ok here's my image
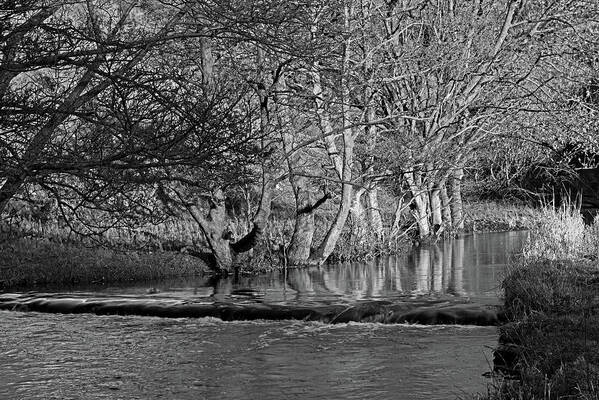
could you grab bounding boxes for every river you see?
[0,230,528,400]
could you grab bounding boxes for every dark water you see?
[0,231,527,400]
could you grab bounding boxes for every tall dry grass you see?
[464,201,540,233]
[522,200,599,261]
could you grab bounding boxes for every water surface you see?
[0,230,528,400]
[46,230,527,305]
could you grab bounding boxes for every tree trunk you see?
[404,172,431,239]
[449,168,465,231]
[276,73,319,266]
[366,188,384,240]
[430,185,443,232]
[390,194,406,239]
[412,190,431,238]
[440,182,453,227]
[308,135,355,265]
[350,187,367,245]
[308,51,356,265]
[287,177,316,266]
[187,181,274,274]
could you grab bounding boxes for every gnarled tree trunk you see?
[287,179,316,266]
[187,181,274,274]
[286,179,331,266]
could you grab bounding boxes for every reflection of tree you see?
[207,231,528,301]
[415,249,431,294]
[443,241,453,293]
[431,244,443,293]
[286,270,316,295]
[450,239,465,295]
[371,260,385,299]
[211,279,232,299]
[321,266,347,297]
[389,256,403,292]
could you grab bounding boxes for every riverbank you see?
[0,201,538,291]
[482,204,599,399]
[487,259,599,399]
[0,238,208,290]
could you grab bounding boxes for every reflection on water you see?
[0,231,528,400]
[68,230,527,305]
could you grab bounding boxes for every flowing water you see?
[0,231,528,400]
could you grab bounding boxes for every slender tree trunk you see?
[430,185,443,230]
[366,188,384,240]
[404,171,431,239]
[308,135,355,265]
[390,194,405,239]
[450,168,465,230]
[308,37,356,265]
[350,187,367,245]
[413,191,431,238]
[360,1,383,242]
[275,72,318,266]
[440,181,453,226]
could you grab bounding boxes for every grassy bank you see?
[481,205,599,400]
[0,238,208,290]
